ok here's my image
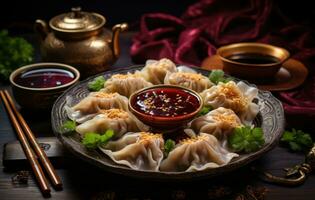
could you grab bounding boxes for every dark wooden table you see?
[0,33,314,200]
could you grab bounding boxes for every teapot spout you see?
[111,23,128,59]
[34,19,49,41]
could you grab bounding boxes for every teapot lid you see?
[49,7,106,33]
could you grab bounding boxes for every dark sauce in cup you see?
[132,88,200,117]
[14,68,75,88]
[227,53,280,64]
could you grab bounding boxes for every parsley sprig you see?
[164,139,175,156]
[82,129,114,149]
[88,76,106,91]
[0,30,34,80]
[228,126,265,153]
[281,129,313,152]
[209,70,232,84]
[197,106,213,117]
[60,120,76,135]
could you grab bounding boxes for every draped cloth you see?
[130,0,315,128]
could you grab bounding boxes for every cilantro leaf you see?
[60,120,76,135]
[197,106,213,117]
[82,129,114,149]
[0,30,34,80]
[281,129,313,152]
[228,126,265,153]
[88,76,106,91]
[209,70,232,84]
[164,139,175,156]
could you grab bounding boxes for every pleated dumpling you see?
[100,132,164,171]
[160,133,238,172]
[188,107,242,141]
[200,81,259,124]
[66,92,128,123]
[102,73,152,97]
[140,58,177,84]
[75,109,149,138]
[164,69,213,92]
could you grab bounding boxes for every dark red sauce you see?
[14,68,75,88]
[132,88,200,117]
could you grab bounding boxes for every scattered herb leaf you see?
[60,120,76,135]
[281,129,313,152]
[197,105,213,117]
[228,126,265,153]
[209,70,232,84]
[88,76,106,91]
[0,30,34,80]
[82,129,114,149]
[164,139,175,156]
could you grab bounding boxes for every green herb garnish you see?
[60,120,76,135]
[281,129,313,152]
[209,70,232,84]
[82,129,114,149]
[88,76,106,91]
[164,139,175,156]
[0,30,34,80]
[228,126,265,153]
[197,105,213,117]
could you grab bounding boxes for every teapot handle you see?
[111,23,128,59]
[34,19,49,41]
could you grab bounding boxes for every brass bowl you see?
[128,85,203,130]
[10,62,80,111]
[217,42,290,79]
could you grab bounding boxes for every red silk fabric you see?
[131,0,315,128]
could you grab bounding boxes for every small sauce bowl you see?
[10,62,80,110]
[129,85,203,130]
[217,42,290,79]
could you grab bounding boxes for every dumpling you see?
[65,92,128,123]
[188,107,242,141]
[75,109,149,138]
[140,58,177,84]
[160,133,238,172]
[164,70,213,93]
[100,132,164,171]
[200,81,259,124]
[101,73,152,97]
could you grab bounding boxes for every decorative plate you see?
[51,65,285,180]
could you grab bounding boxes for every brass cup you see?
[217,42,290,79]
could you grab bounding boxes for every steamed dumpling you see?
[164,70,213,93]
[200,81,259,124]
[101,73,152,97]
[100,132,164,171]
[75,109,149,138]
[66,92,128,123]
[140,58,177,84]
[160,133,238,172]
[188,107,242,141]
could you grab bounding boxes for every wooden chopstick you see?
[3,90,63,190]
[0,91,50,196]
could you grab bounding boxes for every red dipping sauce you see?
[14,68,75,88]
[132,88,200,117]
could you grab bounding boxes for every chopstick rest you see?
[3,90,63,190]
[0,91,51,196]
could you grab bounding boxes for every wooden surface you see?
[0,33,314,200]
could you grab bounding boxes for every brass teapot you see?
[35,7,128,77]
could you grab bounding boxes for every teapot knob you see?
[71,7,82,18]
